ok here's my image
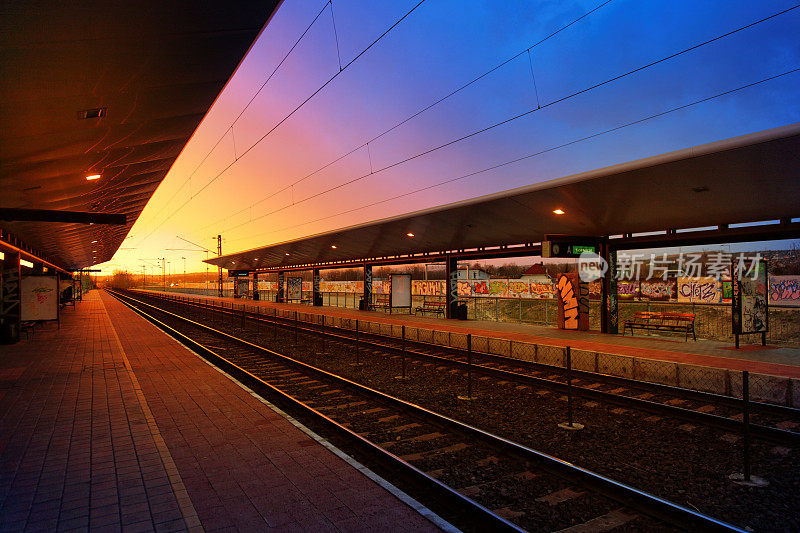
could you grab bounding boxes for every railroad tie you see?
[388,423,422,433]
[491,507,525,521]
[555,509,638,532]
[536,487,586,505]
[399,443,468,463]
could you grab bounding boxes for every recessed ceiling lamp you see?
[331,245,337,249]
[91,240,98,243]
[285,252,290,256]
[406,232,415,237]
[553,208,565,215]
[85,173,101,181]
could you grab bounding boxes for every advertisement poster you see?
[287,277,303,300]
[738,261,768,334]
[390,274,412,308]
[21,276,58,321]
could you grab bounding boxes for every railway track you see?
[111,289,743,532]
[130,290,800,447]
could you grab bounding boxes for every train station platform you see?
[137,290,800,377]
[134,290,800,408]
[0,290,443,532]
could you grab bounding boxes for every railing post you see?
[467,333,473,398]
[321,315,326,354]
[396,325,407,380]
[294,311,298,346]
[458,334,474,401]
[241,304,245,330]
[559,346,583,430]
[355,319,360,365]
[743,370,751,481]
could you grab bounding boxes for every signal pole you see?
[217,235,223,297]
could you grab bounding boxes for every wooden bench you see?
[623,311,696,341]
[20,321,37,340]
[372,294,390,312]
[415,298,446,317]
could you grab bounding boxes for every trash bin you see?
[458,303,468,320]
[0,319,19,345]
[358,298,365,311]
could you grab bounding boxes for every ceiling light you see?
[285,252,290,256]
[331,245,337,249]
[91,240,98,243]
[406,232,415,237]
[85,174,101,181]
[553,209,565,215]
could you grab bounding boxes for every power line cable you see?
[219,5,799,234]
[198,0,615,232]
[227,67,799,245]
[135,0,426,247]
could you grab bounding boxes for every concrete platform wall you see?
[319,314,800,408]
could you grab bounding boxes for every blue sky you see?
[104,0,800,273]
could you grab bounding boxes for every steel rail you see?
[132,291,800,446]
[113,289,744,533]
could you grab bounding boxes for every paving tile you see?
[0,292,440,533]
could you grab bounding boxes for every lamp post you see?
[182,257,186,290]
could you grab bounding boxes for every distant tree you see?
[108,270,136,289]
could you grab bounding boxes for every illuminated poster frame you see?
[390,274,412,312]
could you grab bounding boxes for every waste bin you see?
[358,298,366,310]
[458,303,468,320]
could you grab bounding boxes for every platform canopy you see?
[207,123,800,272]
[0,1,280,271]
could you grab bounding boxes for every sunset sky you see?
[99,0,800,276]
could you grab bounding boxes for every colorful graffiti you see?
[677,277,721,303]
[617,281,639,300]
[639,280,676,301]
[770,275,800,306]
[556,273,588,330]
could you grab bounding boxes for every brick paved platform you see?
[0,291,443,532]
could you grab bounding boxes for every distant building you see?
[457,268,489,280]
[520,264,555,283]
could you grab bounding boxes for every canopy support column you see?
[277,271,284,303]
[445,255,457,319]
[362,263,372,310]
[313,268,322,306]
[602,244,618,334]
[1,252,21,344]
[252,272,259,300]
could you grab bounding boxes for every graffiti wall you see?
[770,275,800,306]
[556,273,588,330]
[639,280,676,301]
[617,281,639,300]
[678,277,721,303]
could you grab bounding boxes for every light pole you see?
[182,257,186,290]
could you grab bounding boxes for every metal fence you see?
[139,285,799,346]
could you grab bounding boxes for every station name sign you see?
[541,237,599,258]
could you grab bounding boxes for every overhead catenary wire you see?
[217,4,800,235]
[134,0,427,249]
[197,0,616,233]
[139,1,332,230]
[226,66,800,245]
